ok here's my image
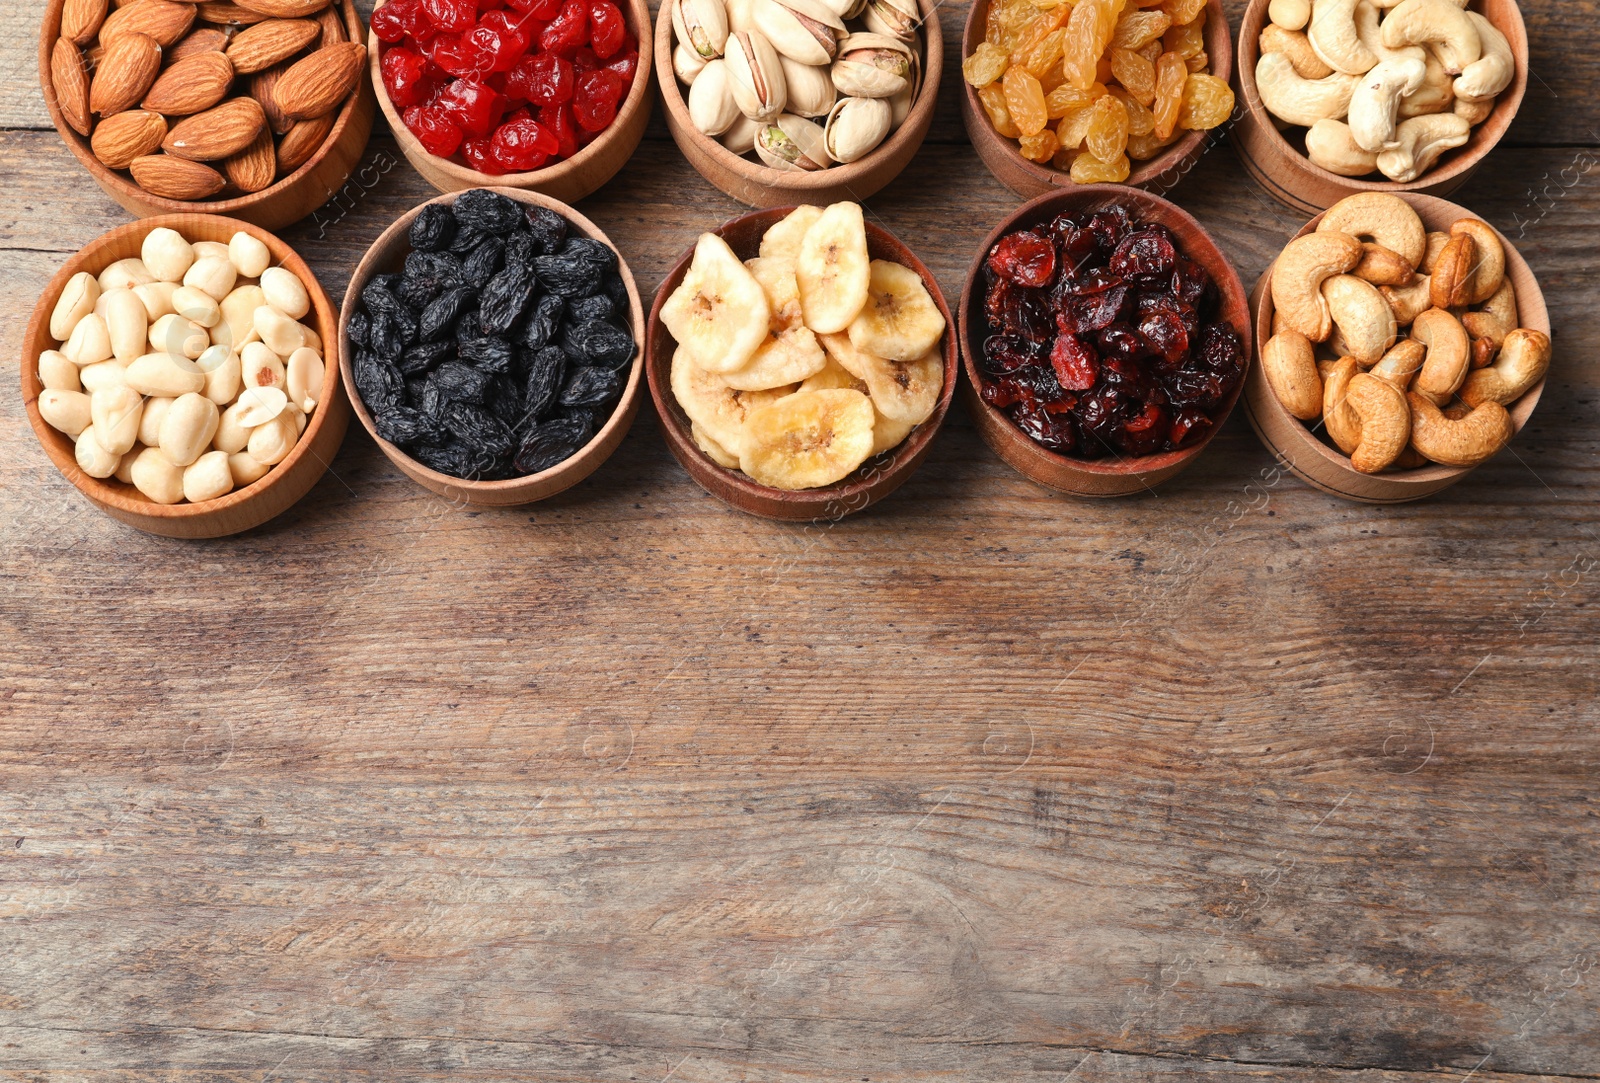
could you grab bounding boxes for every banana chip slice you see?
[819,332,943,424]
[795,202,871,334]
[871,408,918,456]
[799,354,868,393]
[691,421,741,468]
[662,233,771,373]
[759,205,824,260]
[738,388,876,490]
[671,346,795,458]
[847,259,946,362]
[722,256,827,391]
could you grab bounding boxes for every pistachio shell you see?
[823,95,892,162]
[756,113,830,169]
[863,0,918,42]
[673,0,729,59]
[688,58,741,135]
[674,42,709,84]
[725,30,788,122]
[780,54,837,116]
[750,0,844,66]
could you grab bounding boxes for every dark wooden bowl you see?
[21,214,350,538]
[372,0,654,203]
[339,187,645,507]
[1231,0,1528,216]
[1241,192,1549,504]
[37,0,376,232]
[646,207,958,520]
[958,183,1252,497]
[959,0,1232,199]
[653,0,943,208]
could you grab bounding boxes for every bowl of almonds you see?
[39,0,376,231]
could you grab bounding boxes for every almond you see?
[233,0,331,16]
[251,66,294,133]
[223,127,277,192]
[141,50,235,115]
[130,154,227,199]
[225,17,319,74]
[275,112,332,174]
[315,3,345,46]
[167,26,229,60]
[89,32,162,117]
[62,0,110,45]
[90,108,168,168]
[197,2,266,25]
[51,36,94,136]
[273,41,364,122]
[162,97,268,160]
[100,0,197,47]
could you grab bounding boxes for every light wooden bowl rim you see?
[337,186,646,497]
[369,0,655,192]
[959,0,1232,195]
[1247,191,1549,493]
[651,0,944,197]
[20,213,345,523]
[37,0,371,217]
[645,205,960,518]
[1234,0,1528,194]
[957,183,1253,482]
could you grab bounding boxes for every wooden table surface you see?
[3,2,1597,1080]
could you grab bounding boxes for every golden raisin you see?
[1016,27,1068,79]
[979,82,1023,138]
[1070,151,1131,183]
[1127,127,1178,160]
[988,0,1041,53]
[1019,128,1060,162]
[1110,8,1170,50]
[1056,103,1095,149]
[1010,5,1070,64]
[1052,145,1080,171]
[1185,48,1209,72]
[1108,86,1156,135]
[1163,15,1205,60]
[1109,46,1156,105]
[1152,49,1186,140]
[1061,0,1126,91]
[1137,39,1162,63]
[1085,92,1130,161]
[1178,72,1234,130]
[1160,0,1206,25]
[963,41,1010,87]
[1045,80,1102,118]
[1003,64,1049,136]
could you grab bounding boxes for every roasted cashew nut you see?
[1381,276,1433,324]
[1262,330,1323,420]
[1255,52,1359,127]
[1322,356,1363,454]
[1428,233,1476,308]
[1306,118,1379,175]
[1271,230,1365,342]
[1461,278,1517,346]
[1353,242,1416,285]
[1455,11,1513,101]
[1308,0,1378,75]
[1420,230,1451,272]
[1408,392,1513,466]
[1322,273,1398,364]
[1370,338,1426,387]
[1348,56,1427,151]
[1316,192,1427,268]
[1345,372,1412,473]
[1260,24,1334,80]
[1381,0,1482,75]
[1410,307,1470,405]
[1459,328,1550,407]
[1377,112,1470,182]
[1448,217,1505,304]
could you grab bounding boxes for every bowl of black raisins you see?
[340,187,644,505]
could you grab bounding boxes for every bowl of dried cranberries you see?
[959,184,1252,497]
[370,0,653,203]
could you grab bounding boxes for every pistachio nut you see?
[863,0,918,43]
[756,113,831,170]
[688,58,741,136]
[830,32,912,98]
[889,71,915,126]
[725,0,757,32]
[781,54,837,116]
[719,114,764,154]
[814,0,867,18]
[725,30,788,122]
[673,0,730,60]
[750,0,845,66]
[823,95,892,162]
[674,42,709,84]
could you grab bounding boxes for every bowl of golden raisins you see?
[960,0,1235,198]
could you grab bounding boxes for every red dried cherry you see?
[422,0,477,33]
[572,67,621,131]
[461,136,503,174]
[438,78,504,135]
[540,0,590,57]
[430,33,486,77]
[491,115,558,170]
[405,104,465,158]
[588,0,626,58]
[372,0,415,42]
[507,0,563,16]
[382,47,434,109]
[603,47,637,86]
[539,103,580,157]
[506,53,574,105]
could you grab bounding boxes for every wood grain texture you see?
[3,0,1600,1078]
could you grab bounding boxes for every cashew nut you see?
[1323,273,1397,364]
[1381,277,1432,324]
[1459,328,1549,407]
[1376,112,1470,181]
[1354,0,1425,65]
[1260,24,1334,80]
[1317,192,1427,268]
[1410,307,1470,404]
[1398,52,1454,117]
[1353,242,1415,285]
[1262,330,1323,420]
[1470,335,1498,370]
[1428,233,1475,309]
[1271,231,1365,342]
[1322,356,1363,454]
[1408,392,1512,466]
[1454,95,1494,124]
[1345,372,1412,473]
[1381,0,1481,75]
[1455,11,1512,101]
[1269,0,1312,31]
[1370,338,1426,387]
[1305,118,1379,175]
[1448,217,1505,304]
[1255,52,1359,127]
[1348,56,1427,151]
[1461,277,1516,346]
[1308,0,1379,75]
[1420,230,1451,273]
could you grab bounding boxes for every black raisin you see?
[376,405,450,448]
[406,250,463,285]
[514,416,590,475]
[562,236,618,277]
[480,262,536,336]
[458,335,516,373]
[454,189,525,235]
[440,399,515,456]
[410,204,458,252]
[604,274,629,307]
[346,309,370,347]
[353,352,405,414]
[487,374,527,431]
[462,237,505,289]
[518,293,564,351]
[399,339,454,376]
[420,286,473,342]
[567,294,615,324]
[396,274,440,311]
[362,280,406,319]
[413,439,476,477]
[561,320,635,370]
[523,345,567,420]
[428,361,493,404]
[448,224,486,254]
[524,205,568,254]
[559,365,621,410]
[404,375,429,403]
[533,251,601,298]
[505,231,539,269]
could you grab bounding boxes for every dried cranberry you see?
[1085,207,1131,251]
[588,0,626,58]
[987,230,1057,288]
[1109,228,1177,281]
[1098,324,1150,364]
[981,335,1038,375]
[1054,286,1127,336]
[1012,401,1076,452]
[1137,309,1189,364]
[985,280,1051,341]
[1049,333,1097,391]
[1169,407,1214,448]
[1171,257,1213,312]
[1118,401,1168,456]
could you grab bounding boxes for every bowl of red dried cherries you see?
[959,185,1252,497]
[370,0,653,203]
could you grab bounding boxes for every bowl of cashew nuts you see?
[1242,191,1549,504]
[1231,0,1528,215]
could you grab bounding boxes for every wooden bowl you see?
[1241,192,1548,504]
[959,0,1232,200]
[653,0,943,208]
[372,0,654,203]
[958,184,1252,498]
[646,207,959,520]
[21,214,350,539]
[1231,0,1528,216]
[339,187,645,507]
[38,0,377,233]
